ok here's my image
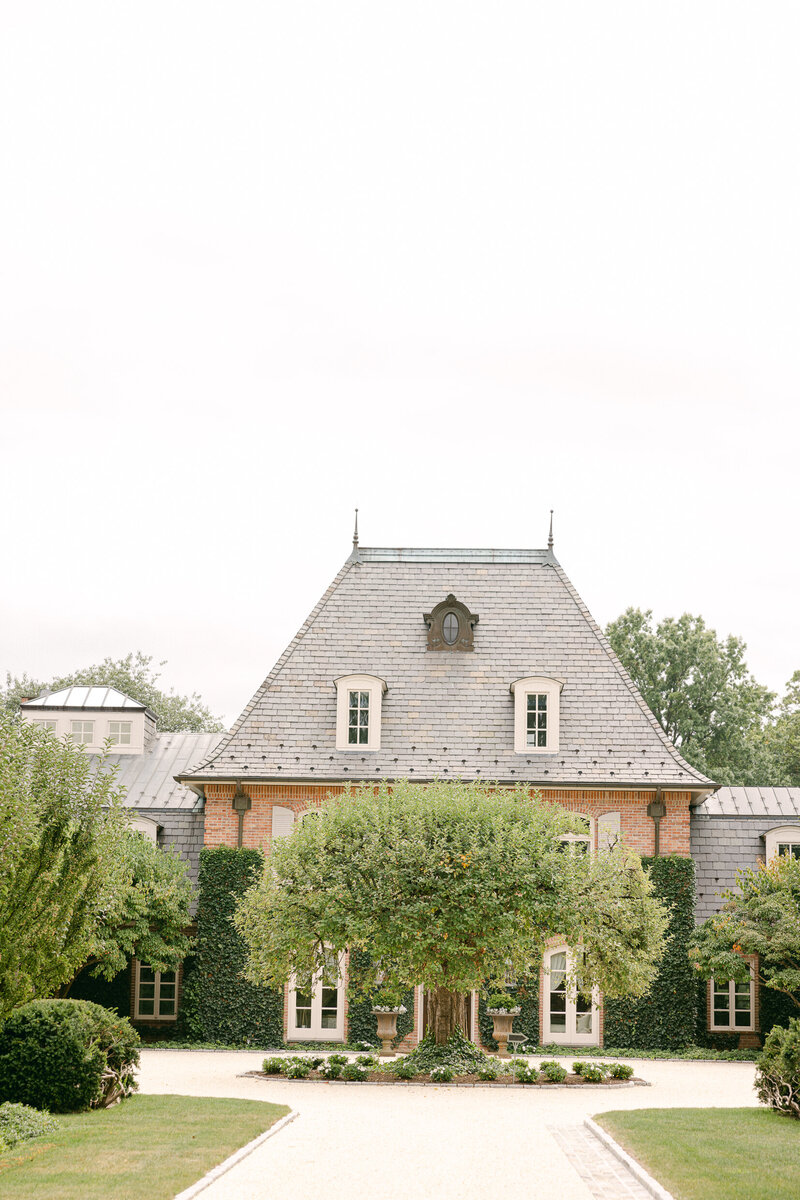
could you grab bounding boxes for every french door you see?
[288,953,345,1041]
[543,946,599,1045]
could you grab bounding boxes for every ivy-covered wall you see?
[345,949,415,1046]
[604,855,696,1050]
[180,847,284,1045]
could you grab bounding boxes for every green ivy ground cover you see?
[0,1095,288,1200]
[596,1109,800,1200]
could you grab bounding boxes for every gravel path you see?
[138,1051,759,1200]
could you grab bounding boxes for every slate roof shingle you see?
[181,548,712,789]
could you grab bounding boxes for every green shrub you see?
[318,1059,342,1079]
[282,1059,311,1079]
[391,1059,417,1080]
[514,1064,539,1084]
[403,1030,488,1075]
[540,1060,567,1083]
[608,1063,634,1080]
[327,1053,349,1066]
[476,1062,499,1081]
[430,1065,454,1082]
[572,1061,586,1075]
[0,999,140,1113]
[352,1040,378,1051]
[486,993,519,1011]
[355,1054,379,1068]
[756,1018,800,1118]
[340,1063,367,1082]
[262,1056,285,1074]
[579,1062,608,1083]
[0,1103,60,1149]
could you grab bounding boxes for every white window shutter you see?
[271,805,295,840]
[597,811,621,853]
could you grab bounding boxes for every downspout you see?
[232,782,252,848]
[647,787,666,857]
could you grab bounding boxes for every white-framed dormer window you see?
[108,720,132,746]
[335,675,387,751]
[764,825,800,865]
[134,961,178,1021]
[70,720,94,744]
[709,960,755,1032]
[510,677,563,754]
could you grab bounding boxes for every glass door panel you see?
[543,947,599,1045]
[288,956,344,1040]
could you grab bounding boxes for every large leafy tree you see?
[0,713,194,1021]
[691,855,800,1010]
[606,608,776,785]
[234,779,669,1043]
[2,651,223,732]
[764,671,800,786]
[66,830,194,991]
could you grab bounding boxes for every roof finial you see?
[547,509,554,551]
[352,507,359,550]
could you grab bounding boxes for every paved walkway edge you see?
[174,1110,299,1200]
[584,1117,675,1200]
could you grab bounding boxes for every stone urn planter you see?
[371,1006,407,1056]
[486,1007,521,1058]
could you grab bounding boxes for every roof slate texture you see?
[182,547,711,789]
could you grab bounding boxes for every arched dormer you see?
[424,595,479,651]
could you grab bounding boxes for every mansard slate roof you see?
[180,547,713,791]
[109,732,223,810]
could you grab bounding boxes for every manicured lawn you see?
[0,1094,289,1200]
[596,1108,800,1200]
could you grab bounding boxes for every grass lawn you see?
[596,1108,800,1200]
[0,1094,289,1200]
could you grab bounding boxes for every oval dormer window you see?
[442,612,459,645]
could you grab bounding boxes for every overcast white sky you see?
[1,3,798,725]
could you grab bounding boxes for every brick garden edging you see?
[243,1071,648,1089]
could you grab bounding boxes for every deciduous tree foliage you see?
[0,713,194,1021]
[606,608,776,785]
[691,855,800,1009]
[2,651,223,732]
[234,780,669,1043]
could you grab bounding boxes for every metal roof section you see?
[21,685,151,713]
[182,547,713,790]
[102,732,223,810]
[696,787,800,818]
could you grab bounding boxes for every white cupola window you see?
[510,677,563,754]
[335,675,387,751]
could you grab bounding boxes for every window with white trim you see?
[764,826,800,864]
[510,677,563,754]
[335,675,387,751]
[710,965,755,1031]
[108,720,132,746]
[35,719,58,732]
[135,962,178,1020]
[559,815,594,855]
[70,720,94,744]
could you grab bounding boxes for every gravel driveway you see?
[138,1050,759,1200]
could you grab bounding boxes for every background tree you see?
[234,779,669,1044]
[2,651,223,732]
[606,608,777,785]
[764,671,800,786]
[691,855,800,1010]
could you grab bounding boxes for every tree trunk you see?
[427,987,467,1045]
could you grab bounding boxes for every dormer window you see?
[109,720,132,746]
[424,595,478,651]
[764,825,800,864]
[510,677,563,754]
[71,720,94,745]
[335,675,387,751]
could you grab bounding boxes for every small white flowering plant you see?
[485,992,522,1015]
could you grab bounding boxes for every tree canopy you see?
[0,712,194,1021]
[606,608,778,785]
[691,855,800,1009]
[234,779,669,1043]
[2,651,223,732]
